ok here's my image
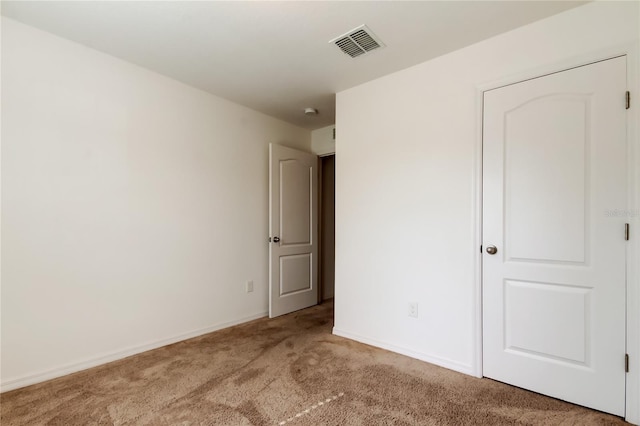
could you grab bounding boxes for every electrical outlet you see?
[408,302,418,318]
[246,280,254,293]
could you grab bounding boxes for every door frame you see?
[472,42,640,423]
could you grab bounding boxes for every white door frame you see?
[472,42,640,423]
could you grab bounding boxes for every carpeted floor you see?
[0,301,627,425]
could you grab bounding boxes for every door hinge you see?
[626,223,630,241]
[626,354,630,373]
[626,91,630,109]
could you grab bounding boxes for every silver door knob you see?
[272,236,280,243]
[485,245,497,255]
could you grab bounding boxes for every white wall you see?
[1,17,310,390]
[311,125,335,156]
[334,1,639,421]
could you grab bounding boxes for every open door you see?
[269,144,318,318]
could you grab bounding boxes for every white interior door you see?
[269,144,318,318]
[482,57,627,416]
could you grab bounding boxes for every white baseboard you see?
[332,327,474,376]
[1,311,268,393]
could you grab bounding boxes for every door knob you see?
[272,236,280,243]
[485,245,498,255]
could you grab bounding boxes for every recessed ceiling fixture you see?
[304,108,318,116]
[329,24,385,58]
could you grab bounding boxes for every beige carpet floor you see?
[0,301,627,425]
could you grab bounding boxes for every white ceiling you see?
[2,1,586,130]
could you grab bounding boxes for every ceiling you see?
[2,1,586,130]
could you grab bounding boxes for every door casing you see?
[472,43,640,423]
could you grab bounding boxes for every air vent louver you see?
[330,25,385,58]
[335,37,366,58]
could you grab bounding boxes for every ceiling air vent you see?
[330,25,385,58]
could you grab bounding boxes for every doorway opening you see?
[319,154,335,302]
